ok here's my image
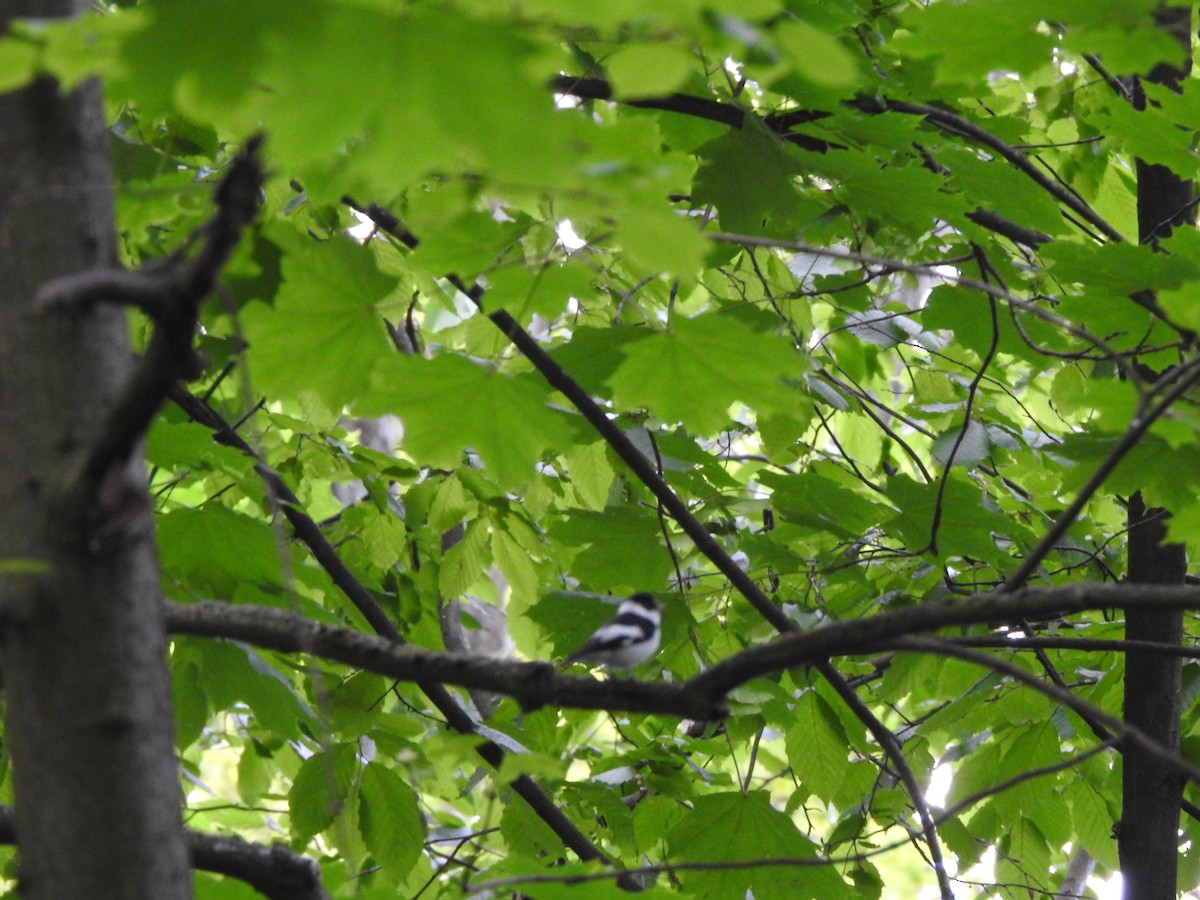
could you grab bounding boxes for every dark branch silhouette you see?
[0,806,327,900]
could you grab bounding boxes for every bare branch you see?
[816,659,955,900]
[164,599,724,720]
[707,231,1132,370]
[944,634,1200,660]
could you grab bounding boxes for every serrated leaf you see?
[493,527,538,603]
[195,641,311,740]
[288,745,358,842]
[667,792,851,899]
[759,469,888,539]
[786,692,848,802]
[564,440,615,510]
[241,231,398,410]
[608,312,804,434]
[358,763,424,877]
[362,355,571,488]
[439,518,490,599]
[548,506,672,593]
[693,124,805,235]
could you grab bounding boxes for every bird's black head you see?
[627,593,659,611]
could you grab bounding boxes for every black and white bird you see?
[562,593,662,671]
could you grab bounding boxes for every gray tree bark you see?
[1120,7,1193,899]
[0,2,190,897]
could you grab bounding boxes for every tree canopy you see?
[4,0,1200,897]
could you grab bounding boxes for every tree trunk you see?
[0,2,190,897]
[1120,8,1193,899]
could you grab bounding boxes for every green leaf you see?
[885,474,1021,563]
[194,641,311,740]
[500,792,563,858]
[606,43,696,95]
[0,558,49,575]
[0,37,38,93]
[547,507,672,594]
[759,469,888,540]
[439,518,490,599]
[157,507,283,596]
[358,763,424,877]
[785,691,848,802]
[608,312,804,434]
[288,745,358,843]
[667,792,851,899]
[931,420,991,469]
[898,2,1054,84]
[803,148,967,234]
[241,231,399,411]
[362,355,572,488]
[693,124,805,235]
[170,662,208,750]
[619,206,706,277]
[493,526,539,603]
[773,20,860,88]
[237,740,274,806]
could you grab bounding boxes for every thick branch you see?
[166,583,1200,719]
[1121,11,1195,893]
[164,599,724,720]
[692,582,1200,697]
[550,75,1065,247]
[186,832,327,900]
[0,806,326,900]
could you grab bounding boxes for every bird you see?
[562,593,662,671]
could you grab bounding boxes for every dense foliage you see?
[5,0,1200,896]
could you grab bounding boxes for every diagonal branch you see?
[37,136,264,514]
[708,231,1132,370]
[858,99,1126,244]
[167,385,612,868]
[1001,357,1200,590]
[549,75,1070,247]
[889,636,1200,787]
